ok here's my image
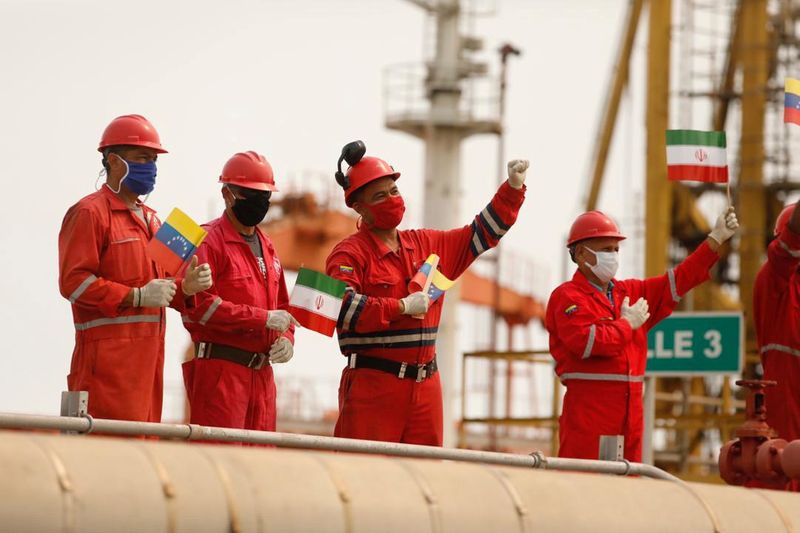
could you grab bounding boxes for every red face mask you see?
[361,195,406,230]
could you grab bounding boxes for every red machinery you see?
[719,380,800,490]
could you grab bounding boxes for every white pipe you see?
[0,412,678,481]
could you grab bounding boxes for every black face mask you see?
[231,190,271,227]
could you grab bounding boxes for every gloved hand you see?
[268,336,294,364]
[137,279,177,307]
[266,310,300,332]
[708,206,739,245]
[507,159,530,189]
[182,256,213,296]
[620,296,650,330]
[400,291,431,315]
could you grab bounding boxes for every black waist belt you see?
[195,342,270,370]
[348,353,438,382]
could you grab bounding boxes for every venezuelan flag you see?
[146,208,207,275]
[785,78,800,125]
[408,254,455,303]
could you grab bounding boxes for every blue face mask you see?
[115,156,157,196]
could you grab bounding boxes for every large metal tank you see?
[1,430,798,532]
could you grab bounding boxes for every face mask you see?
[585,247,619,284]
[361,195,405,230]
[116,156,157,196]
[230,189,271,227]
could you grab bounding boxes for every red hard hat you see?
[775,203,796,236]
[567,210,627,246]
[344,156,400,206]
[97,114,167,153]
[219,151,278,192]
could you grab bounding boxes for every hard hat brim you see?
[566,232,627,247]
[220,178,278,192]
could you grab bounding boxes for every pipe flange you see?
[80,414,95,435]
[529,451,546,468]
[619,458,632,476]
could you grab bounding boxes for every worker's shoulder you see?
[327,231,368,258]
[548,279,585,300]
[63,190,108,219]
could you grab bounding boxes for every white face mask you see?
[584,247,619,284]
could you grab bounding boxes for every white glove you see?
[182,256,213,296]
[268,337,294,364]
[620,296,650,330]
[708,206,739,245]
[266,310,300,332]
[137,279,177,307]
[507,159,529,189]
[400,291,431,315]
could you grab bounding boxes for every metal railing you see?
[0,411,678,482]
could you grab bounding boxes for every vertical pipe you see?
[738,0,768,358]
[505,324,514,436]
[586,0,644,211]
[645,0,672,278]
[551,374,561,456]
[642,376,656,465]
[423,0,463,448]
[645,0,672,468]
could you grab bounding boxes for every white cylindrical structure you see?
[1,430,799,532]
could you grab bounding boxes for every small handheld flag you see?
[408,254,455,303]
[289,268,346,337]
[146,208,207,275]
[666,130,728,184]
[784,78,800,125]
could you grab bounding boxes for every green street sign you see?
[646,312,743,376]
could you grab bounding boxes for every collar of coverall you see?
[359,222,415,257]
[100,184,151,213]
[219,209,267,245]
[572,268,619,295]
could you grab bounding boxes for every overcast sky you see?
[0,0,647,420]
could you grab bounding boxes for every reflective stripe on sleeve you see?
[582,324,596,359]
[760,343,800,357]
[75,314,161,331]
[667,268,680,303]
[478,204,509,240]
[198,297,222,326]
[560,372,644,383]
[342,294,366,331]
[68,274,98,303]
[469,221,489,257]
[779,239,800,258]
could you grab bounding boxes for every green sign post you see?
[646,312,743,376]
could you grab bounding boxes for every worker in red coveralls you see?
[325,140,528,446]
[546,207,739,462]
[754,202,800,491]
[181,151,297,432]
[59,114,212,422]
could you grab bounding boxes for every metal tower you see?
[385,0,500,446]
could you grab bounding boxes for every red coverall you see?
[546,241,719,461]
[326,182,525,445]
[181,213,294,431]
[754,226,800,444]
[58,186,190,422]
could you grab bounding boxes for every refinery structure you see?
[2,0,800,531]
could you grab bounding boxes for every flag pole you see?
[413,255,439,320]
[726,180,732,207]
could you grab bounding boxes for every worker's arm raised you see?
[431,159,528,280]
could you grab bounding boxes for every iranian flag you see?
[289,268,346,337]
[666,129,728,183]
